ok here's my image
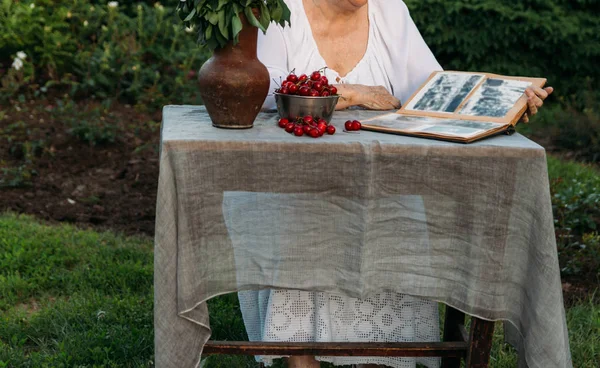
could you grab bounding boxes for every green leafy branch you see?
[177,0,291,51]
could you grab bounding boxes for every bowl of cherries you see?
[274,69,340,123]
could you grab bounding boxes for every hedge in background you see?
[0,0,206,107]
[1,0,599,108]
[405,0,600,107]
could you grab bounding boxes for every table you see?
[154,105,572,368]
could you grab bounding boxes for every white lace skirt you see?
[238,289,440,368]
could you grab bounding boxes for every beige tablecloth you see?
[154,105,572,368]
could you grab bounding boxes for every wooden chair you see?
[203,305,495,368]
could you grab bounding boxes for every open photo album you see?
[362,71,547,143]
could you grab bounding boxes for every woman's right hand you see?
[334,84,401,110]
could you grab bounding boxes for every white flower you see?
[30,3,35,9]
[66,11,72,18]
[12,58,24,71]
[154,2,164,11]
[83,20,89,27]
[108,1,118,8]
[16,51,27,60]
[185,25,195,33]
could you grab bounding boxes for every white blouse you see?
[258,0,443,110]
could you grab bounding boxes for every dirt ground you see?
[1,99,161,236]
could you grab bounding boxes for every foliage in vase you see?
[176,0,291,51]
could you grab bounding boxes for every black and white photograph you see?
[364,113,439,131]
[364,114,504,138]
[405,72,484,113]
[419,124,486,138]
[459,78,531,117]
[436,119,504,130]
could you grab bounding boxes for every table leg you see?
[441,305,466,368]
[465,317,495,368]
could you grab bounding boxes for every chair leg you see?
[465,317,495,368]
[441,305,466,368]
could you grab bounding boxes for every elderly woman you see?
[238,1,553,368]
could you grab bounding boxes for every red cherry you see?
[344,120,353,131]
[326,125,336,135]
[311,71,321,81]
[287,74,298,83]
[289,84,299,94]
[351,121,362,131]
[309,89,320,97]
[278,118,289,128]
[313,82,323,92]
[320,91,330,97]
[317,122,327,132]
[280,87,289,95]
[317,118,327,125]
[308,128,320,138]
[298,74,308,82]
[321,76,328,85]
[285,123,295,133]
[298,86,311,96]
[303,125,311,134]
[303,115,314,125]
[329,86,338,95]
[294,127,304,136]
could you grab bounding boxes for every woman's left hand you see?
[521,86,554,123]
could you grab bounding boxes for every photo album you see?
[362,71,547,143]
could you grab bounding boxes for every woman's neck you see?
[309,0,366,20]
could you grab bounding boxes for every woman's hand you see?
[521,86,554,123]
[334,84,401,110]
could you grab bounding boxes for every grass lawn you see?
[1,157,599,367]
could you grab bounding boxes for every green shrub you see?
[56,99,121,146]
[405,0,600,107]
[528,100,600,163]
[548,156,600,279]
[0,0,206,107]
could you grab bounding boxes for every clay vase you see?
[197,12,269,129]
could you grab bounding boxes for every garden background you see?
[1,0,599,367]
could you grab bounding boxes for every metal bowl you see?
[274,93,340,123]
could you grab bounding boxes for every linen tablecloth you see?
[154,105,572,368]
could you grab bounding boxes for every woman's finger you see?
[528,98,538,116]
[521,113,529,123]
[531,86,549,99]
[544,86,554,96]
[525,88,535,99]
[534,95,544,108]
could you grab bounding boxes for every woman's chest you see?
[310,25,369,78]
